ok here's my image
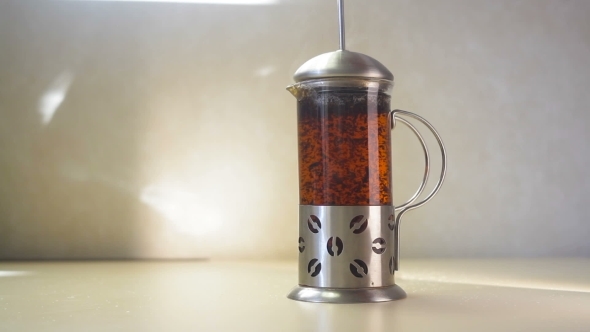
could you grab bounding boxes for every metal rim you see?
[287,285,407,303]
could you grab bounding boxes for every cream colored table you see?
[1,259,589,331]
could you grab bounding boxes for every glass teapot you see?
[286,1,447,304]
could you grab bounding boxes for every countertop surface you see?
[1,259,589,331]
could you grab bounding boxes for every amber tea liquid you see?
[297,86,392,206]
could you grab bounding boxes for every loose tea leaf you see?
[297,87,392,206]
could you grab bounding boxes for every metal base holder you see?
[288,285,406,304]
[291,205,404,303]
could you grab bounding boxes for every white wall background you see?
[0,0,589,259]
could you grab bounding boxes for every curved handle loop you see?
[391,115,430,212]
[391,109,447,271]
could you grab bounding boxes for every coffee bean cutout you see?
[389,256,395,274]
[349,215,368,234]
[327,237,344,256]
[298,237,305,253]
[372,238,386,254]
[308,259,321,277]
[349,259,368,278]
[307,215,321,233]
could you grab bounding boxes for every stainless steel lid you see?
[293,50,393,83]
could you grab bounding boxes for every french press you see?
[287,0,447,303]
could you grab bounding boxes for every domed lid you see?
[293,50,393,83]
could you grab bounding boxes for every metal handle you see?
[391,115,430,211]
[391,109,447,271]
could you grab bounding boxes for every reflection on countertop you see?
[0,259,589,331]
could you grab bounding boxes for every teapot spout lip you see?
[286,83,297,93]
[286,83,303,100]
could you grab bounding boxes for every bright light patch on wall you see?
[38,71,74,126]
[140,183,222,236]
[69,0,278,4]
[254,65,276,77]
